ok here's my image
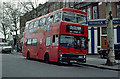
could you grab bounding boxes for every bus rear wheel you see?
[68,62,72,66]
[44,53,49,63]
[27,52,30,60]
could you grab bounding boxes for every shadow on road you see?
[23,57,83,67]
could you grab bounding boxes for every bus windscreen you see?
[60,35,87,50]
[62,11,87,25]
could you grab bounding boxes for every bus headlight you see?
[60,54,62,57]
[83,55,86,58]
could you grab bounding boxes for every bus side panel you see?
[22,38,27,57]
[48,23,60,62]
[50,46,59,62]
[37,33,46,60]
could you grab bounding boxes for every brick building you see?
[20,2,120,54]
[74,2,120,54]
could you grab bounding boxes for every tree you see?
[0,0,45,51]
[0,2,23,51]
[20,0,42,14]
[0,19,10,40]
[0,3,10,40]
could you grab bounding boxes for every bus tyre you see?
[68,62,72,66]
[57,58,63,66]
[27,52,30,60]
[44,53,49,63]
[100,54,103,58]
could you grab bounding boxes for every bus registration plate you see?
[70,60,77,63]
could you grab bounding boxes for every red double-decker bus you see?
[22,8,88,64]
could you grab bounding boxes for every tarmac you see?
[11,51,120,71]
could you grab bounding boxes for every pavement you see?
[81,55,120,71]
[11,51,120,71]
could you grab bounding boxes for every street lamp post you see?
[105,2,116,66]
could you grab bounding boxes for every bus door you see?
[31,38,38,58]
[24,39,28,55]
[38,39,43,59]
[50,35,59,62]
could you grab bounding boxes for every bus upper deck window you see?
[62,11,87,25]
[41,18,46,26]
[25,23,29,30]
[25,39,28,46]
[29,22,34,29]
[76,14,87,25]
[34,20,39,28]
[54,12,61,23]
[62,11,76,23]
[47,15,54,25]
[39,19,42,26]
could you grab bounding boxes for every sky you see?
[1,0,48,3]
[0,0,48,38]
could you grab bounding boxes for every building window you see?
[42,9,44,15]
[37,11,40,17]
[56,2,59,10]
[44,9,46,15]
[117,4,120,18]
[60,2,63,8]
[70,2,74,8]
[102,27,107,35]
[54,3,56,11]
[51,5,53,12]
[93,6,98,19]
[66,2,69,8]
[63,2,65,8]
[87,7,91,20]
[46,8,49,13]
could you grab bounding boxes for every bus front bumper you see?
[59,53,86,64]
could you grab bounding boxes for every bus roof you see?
[26,8,87,24]
[62,8,87,15]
